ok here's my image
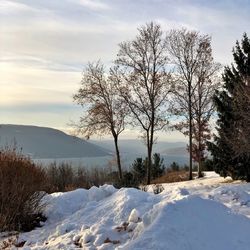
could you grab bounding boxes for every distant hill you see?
[91,139,187,155]
[90,139,189,167]
[0,124,110,158]
[160,146,188,156]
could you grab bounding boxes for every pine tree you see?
[151,153,165,179]
[208,33,250,181]
[130,153,165,184]
[169,161,180,172]
[131,158,146,183]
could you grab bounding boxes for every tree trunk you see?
[197,114,202,178]
[146,144,153,185]
[198,160,203,178]
[197,83,202,178]
[113,135,122,180]
[188,82,193,180]
[198,141,202,178]
[146,130,153,185]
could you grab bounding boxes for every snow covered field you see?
[3,172,250,250]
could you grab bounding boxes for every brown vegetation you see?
[0,147,47,232]
[152,170,198,184]
[45,163,113,193]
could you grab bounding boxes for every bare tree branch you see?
[114,22,172,184]
[166,29,221,179]
[73,61,129,179]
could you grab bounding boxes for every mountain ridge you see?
[0,124,110,158]
[91,139,187,156]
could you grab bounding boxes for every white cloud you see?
[0,62,80,105]
[1,0,250,138]
[75,0,110,10]
[0,0,34,13]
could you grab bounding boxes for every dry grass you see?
[152,170,198,184]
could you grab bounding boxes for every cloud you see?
[0,0,35,13]
[1,0,250,137]
[0,102,80,113]
[172,1,248,63]
[76,0,110,10]
[0,55,82,72]
[0,62,81,106]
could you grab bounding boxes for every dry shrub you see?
[0,147,47,232]
[152,170,197,184]
[45,162,113,193]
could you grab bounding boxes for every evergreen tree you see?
[130,154,165,184]
[208,33,250,181]
[169,161,180,172]
[151,153,165,179]
[131,158,146,183]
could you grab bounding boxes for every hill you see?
[91,139,189,166]
[0,124,110,158]
[91,139,187,155]
[161,146,189,156]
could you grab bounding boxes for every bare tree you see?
[114,22,172,184]
[73,62,127,180]
[166,29,219,179]
[192,65,220,176]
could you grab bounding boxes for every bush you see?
[0,148,47,232]
[131,158,146,184]
[151,153,165,179]
[45,163,110,192]
[167,162,190,173]
[124,153,166,187]
[46,162,75,192]
[169,161,180,172]
[113,172,138,188]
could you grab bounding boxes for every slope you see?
[0,124,110,158]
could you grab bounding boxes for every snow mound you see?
[4,172,250,250]
[43,184,116,222]
[126,196,250,250]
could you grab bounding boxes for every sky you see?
[1,0,250,141]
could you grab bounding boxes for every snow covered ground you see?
[3,172,250,250]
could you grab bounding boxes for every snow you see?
[3,172,250,249]
[42,185,116,223]
[127,196,250,250]
[128,209,140,223]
